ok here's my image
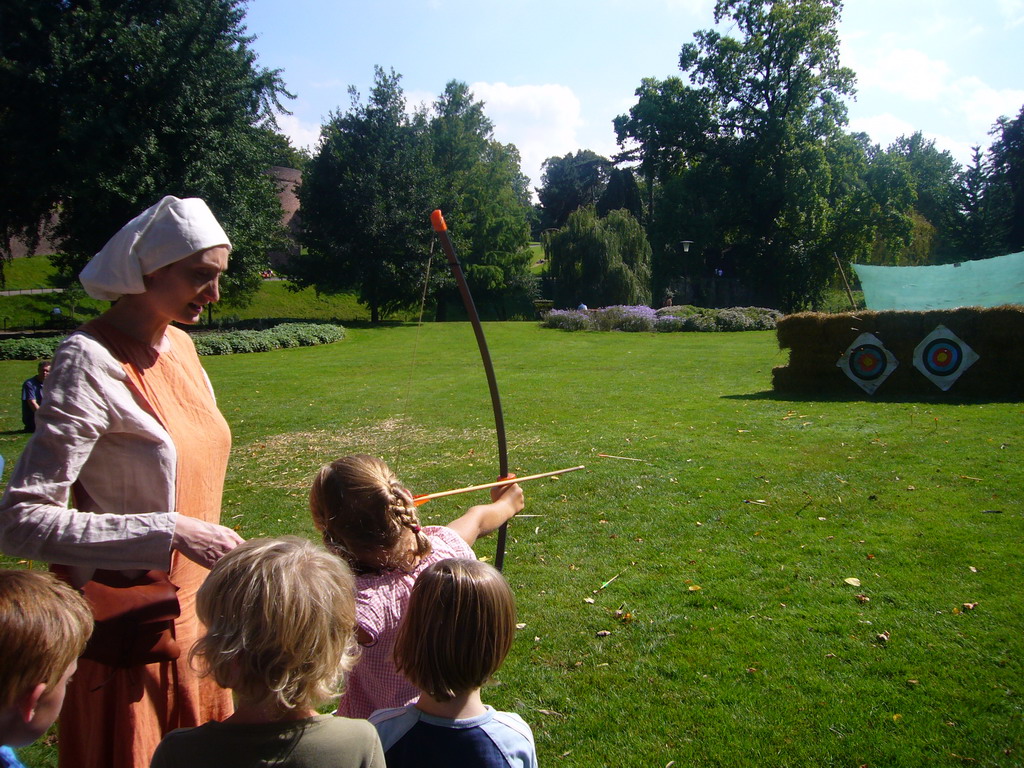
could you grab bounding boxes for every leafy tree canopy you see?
[546,206,651,308]
[987,104,1024,253]
[614,0,859,310]
[0,0,291,305]
[428,81,534,319]
[290,67,436,323]
[537,150,612,230]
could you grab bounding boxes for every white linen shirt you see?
[0,331,183,570]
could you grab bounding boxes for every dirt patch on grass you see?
[231,417,498,490]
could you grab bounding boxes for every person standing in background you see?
[20,361,49,433]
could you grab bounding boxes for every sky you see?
[243,0,1024,195]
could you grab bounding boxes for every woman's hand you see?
[171,515,244,569]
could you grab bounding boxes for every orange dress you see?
[58,321,233,768]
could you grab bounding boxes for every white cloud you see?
[661,0,714,13]
[997,0,1024,26]
[847,113,917,149]
[848,113,976,167]
[276,112,322,153]
[404,89,437,112]
[855,48,952,102]
[946,76,1024,137]
[469,82,584,191]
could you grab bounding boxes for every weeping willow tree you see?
[546,206,652,308]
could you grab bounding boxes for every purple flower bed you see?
[542,304,780,333]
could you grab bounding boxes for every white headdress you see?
[80,196,231,300]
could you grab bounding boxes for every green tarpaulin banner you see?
[853,252,1024,310]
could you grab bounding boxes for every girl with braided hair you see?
[309,454,524,719]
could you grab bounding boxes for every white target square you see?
[913,325,978,391]
[837,332,898,395]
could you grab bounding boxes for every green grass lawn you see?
[0,254,63,291]
[2,323,1020,767]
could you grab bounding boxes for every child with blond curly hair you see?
[150,537,384,768]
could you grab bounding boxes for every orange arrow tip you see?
[430,209,447,232]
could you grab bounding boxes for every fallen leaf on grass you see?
[688,585,702,592]
[536,709,564,718]
[969,566,978,573]
[855,594,870,603]
[844,577,862,587]
[515,623,527,629]
[893,713,902,722]
[876,631,890,644]
[596,630,611,637]
[962,602,979,610]
[583,597,595,604]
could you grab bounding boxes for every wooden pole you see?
[833,253,857,311]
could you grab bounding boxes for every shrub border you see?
[0,322,346,361]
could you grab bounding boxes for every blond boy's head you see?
[0,569,93,747]
[192,536,360,712]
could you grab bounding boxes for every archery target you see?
[837,333,897,394]
[913,325,978,391]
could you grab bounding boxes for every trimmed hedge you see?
[0,322,346,361]
[542,304,781,332]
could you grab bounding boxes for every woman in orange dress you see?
[0,196,245,768]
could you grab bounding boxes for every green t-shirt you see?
[150,714,384,768]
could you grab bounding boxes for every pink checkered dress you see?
[337,526,475,719]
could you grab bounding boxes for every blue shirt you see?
[0,746,27,768]
[21,375,44,430]
[369,705,537,768]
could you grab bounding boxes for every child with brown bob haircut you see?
[310,455,524,719]
[150,537,384,768]
[0,569,93,768]
[369,558,537,768]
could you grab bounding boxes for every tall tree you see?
[988,105,1024,253]
[290,67,436,323]
[546,207,651,308]
[537,150,612,230]
[0,0,290,304]
[954,146,1001,260]
[613,76,713,218]
[428,82,534,319]
[887,132,963,263]
[615,0,858,310]
[597,168,644,220]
